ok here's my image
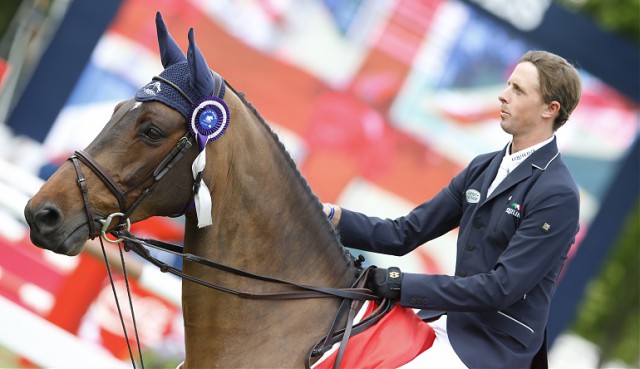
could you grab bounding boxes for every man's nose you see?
[498,91,508,104]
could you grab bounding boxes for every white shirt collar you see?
[502,135,555,172]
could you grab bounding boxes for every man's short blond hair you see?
[520,51,582,131]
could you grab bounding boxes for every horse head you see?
[24,12,226,255]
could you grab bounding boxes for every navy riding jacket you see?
[339,138,579,369]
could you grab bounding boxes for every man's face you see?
[498,62,547,138]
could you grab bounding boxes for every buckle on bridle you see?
[99,212,131,244]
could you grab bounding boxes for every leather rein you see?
[68,125,391,369]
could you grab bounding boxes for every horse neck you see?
[185,108,354,285]
[180,97,358,367]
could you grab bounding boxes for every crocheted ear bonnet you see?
[134,12,230,228]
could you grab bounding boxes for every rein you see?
[95,235,145,369]
[112,230,393,369]
[115,230,377,301]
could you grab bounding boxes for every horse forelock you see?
[227,84,356,268]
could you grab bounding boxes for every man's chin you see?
[499,120,513,135]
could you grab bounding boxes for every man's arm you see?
[400,186,579,311]
[337,189,462,256]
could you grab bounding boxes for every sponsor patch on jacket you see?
[466,189,481,204]
[505,202,522,218]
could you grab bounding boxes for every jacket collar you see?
[529,137,560,171]
[481,137,560,202]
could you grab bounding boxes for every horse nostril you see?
[33,203,64,234]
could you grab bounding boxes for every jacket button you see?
[465,243,475,251]
[473,217,483,229]
[458,270,467,277]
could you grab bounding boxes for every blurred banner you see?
[3,0,638,363]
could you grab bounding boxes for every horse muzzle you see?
[24,198,89,256]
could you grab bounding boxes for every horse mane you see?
[226,82,356,268]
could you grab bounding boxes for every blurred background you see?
[0,0,637,367]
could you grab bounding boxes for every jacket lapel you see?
[481,138,560,204]
[485,161,533,202]
[479,144,508,202]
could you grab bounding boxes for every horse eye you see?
[142,126,164,141]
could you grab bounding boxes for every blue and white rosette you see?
[188,97,230,228]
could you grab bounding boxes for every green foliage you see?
[555,0,640,45]
[583,0,640,45]
[572,201,640,366]
[140,349,183,368]
[0,0,21,43]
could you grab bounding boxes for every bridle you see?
[69,72,222,238]
[67,96,391,369]
[69,134,193,241]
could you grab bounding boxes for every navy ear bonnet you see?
[135,12,225,120]
[136,62,225,119]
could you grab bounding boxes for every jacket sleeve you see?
[338,165,468,256]
[400,184,580,311]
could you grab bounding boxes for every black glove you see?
[367,267,402,300]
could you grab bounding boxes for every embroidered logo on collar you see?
[466,189,481,204]
[510,148,535,162]
[505,202,522,218]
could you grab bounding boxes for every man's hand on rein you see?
[367,267,402,300]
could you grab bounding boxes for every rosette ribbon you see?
[189,97,230,227]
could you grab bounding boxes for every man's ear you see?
[542,101,560,119]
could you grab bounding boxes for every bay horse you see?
[23,12,379,368]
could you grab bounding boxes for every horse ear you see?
[187,28,215,97]
[156,11,186,68]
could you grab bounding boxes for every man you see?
[323,50,582,368]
